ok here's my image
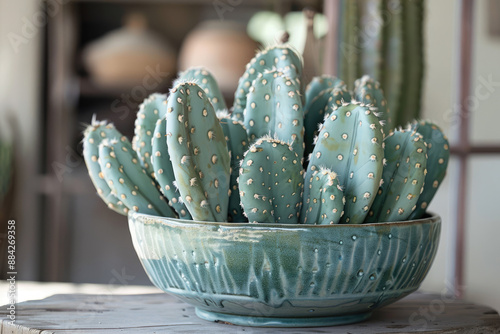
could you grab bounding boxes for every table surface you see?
[1,286,500,334]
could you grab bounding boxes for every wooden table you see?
[1,288,499,333]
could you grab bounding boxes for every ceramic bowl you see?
[128,212,441,327]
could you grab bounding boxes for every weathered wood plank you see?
[1,292,499,333]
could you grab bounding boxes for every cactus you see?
[165,82,230,222]
[232,45,303,121]
[303,102,384,224]
[358,0,384,80]
[244,70,305,159]
[151,117,192,220]
[133,93,167,177]
[365,128,427,223]
[174,67,227,111]
[239,136,304,224]
[303,87,352,161]
[337,0,359,89]
[304,75,347,111]
[354,75,392,136]
[217,111,249,222]
[301,168,345,225]
[98,137,175,217]
[409,120,450,219]
[83,118,129,215]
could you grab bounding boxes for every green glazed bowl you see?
[128,212,441,327]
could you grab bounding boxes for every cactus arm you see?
[175,67,227,112]
[166,82,231,222]
[218,112,249,222]
[304,75,347,111]
[354,75,392,135]
[303,102,384,224]
[232,45,304,121]
[239,136,304,224]
[304,87,352,161]
[244,70,305,159]
[365,128,427,222]
[99,139,176,217]
[409,120,450,219]
[133,93,168,177]
[83,119,129,215]
[301,168,345,225]
[151,117,192,220]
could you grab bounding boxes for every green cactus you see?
[365,128,427,223]
[304,75,347,111]
[358,0,384,79]
[175,67,227,111]
[409,120,450,219]
[232,45,303,121]
[151,117,192,220]
[303,102,384,224]
[244,70,305,159]
[166,82,230,222]
[304,87,352,161]
[217,111,249,222]
[83,118,129,215]
[239,136,304,224]
[301,168,345,225]
[98,137,175,217]
[337,0,359,89]
[381,0,403,128]
[133,93,167,177]
[354,75,392,135]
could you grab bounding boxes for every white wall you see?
[0,0,42,279]
[420,0,500,312]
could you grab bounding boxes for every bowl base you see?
[195,308,372,327]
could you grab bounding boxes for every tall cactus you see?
[301,168,345,225]
[218,111,249,222]
[83,118,129,215]
[244,70,305,158]
[133,93,167,177]
[175,67,227,111]
[98,138,175,217]
[409,120,450,219]
[165,82,230,222]
[232,45,303,121]
[239,136,304,224]
[151,117,192,220]
[365,128,427,223]
[303,102,384,224]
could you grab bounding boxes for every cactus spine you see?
[303,102,384,224]
[409,120,449,219]
[166,82,230,222]
[151,117,192,220]
[239,136,304,224]
[354,75,392,135]
[304,75,347,111]
[301,168,345,225]
[365,128,427,222]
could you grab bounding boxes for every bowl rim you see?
[129,211,440,229]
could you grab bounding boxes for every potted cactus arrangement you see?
[83,44,448,327]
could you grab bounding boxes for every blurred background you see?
[0,0,499,312]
